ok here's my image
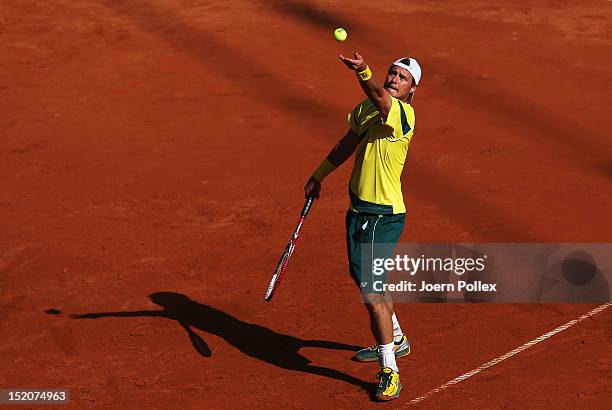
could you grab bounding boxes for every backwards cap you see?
[392,57,422,86]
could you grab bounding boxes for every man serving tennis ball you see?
[304,52,421,401]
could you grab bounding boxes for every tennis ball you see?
[333,27,347,42]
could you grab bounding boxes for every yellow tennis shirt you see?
[348,97,415,214]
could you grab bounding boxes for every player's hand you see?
[304,177,321,199]
[339,52,367,72]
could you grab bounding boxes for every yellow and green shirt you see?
[348,97,415,214]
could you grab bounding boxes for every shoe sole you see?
[375,385,402,401]
[351,345,411,363]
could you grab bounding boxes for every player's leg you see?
[372,214,407,400]
[346,211,386,361]
[346,212,403,400]
[349,213,410,363]
[363,293,394,346]
[385,291,411,356]
[379,215,411,361]
[361,292,401,400]
[357,277,401,401]
[362,293,396,368]
[384,291,401,340]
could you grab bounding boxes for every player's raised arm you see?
[339,52,393,119]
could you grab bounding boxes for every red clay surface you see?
[1,0,611,408]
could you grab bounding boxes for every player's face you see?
[384,65,416,101]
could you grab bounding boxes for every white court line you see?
[408,302,612,405]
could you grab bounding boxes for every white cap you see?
[392,57,422,86]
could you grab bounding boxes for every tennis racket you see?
[264,196,315,302]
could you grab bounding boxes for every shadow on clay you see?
[61,292,376,392]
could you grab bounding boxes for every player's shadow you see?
[71,291,374,391]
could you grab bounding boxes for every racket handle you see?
[301,196,315,218]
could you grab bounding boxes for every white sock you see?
[391,312,404,343]
[379,342,399,372]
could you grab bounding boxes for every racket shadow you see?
[71,291,374,391]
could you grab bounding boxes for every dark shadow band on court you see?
[66,291,373,391]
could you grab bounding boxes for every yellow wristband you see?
[357,66,372,81]
[312,158,337,182]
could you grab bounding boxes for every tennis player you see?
[304,52,421,401]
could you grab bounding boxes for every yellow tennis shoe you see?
[375,367,402,401]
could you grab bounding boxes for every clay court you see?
[1,0,611,408]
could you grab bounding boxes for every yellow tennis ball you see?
[333,27,347,42]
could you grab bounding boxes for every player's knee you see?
[363,294,389,314]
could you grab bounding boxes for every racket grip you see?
[301,196,315,217]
